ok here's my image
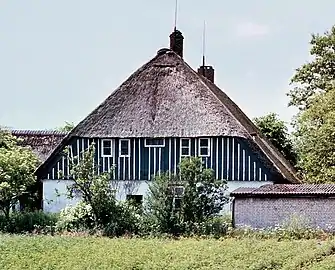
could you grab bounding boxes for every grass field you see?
[1,235,335,270]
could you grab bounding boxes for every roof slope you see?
[231,184,335,197]
[36,49,300,183]
[12,130,67,162]
[71,50,249,138]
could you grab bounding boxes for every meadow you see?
[1,235,335,270]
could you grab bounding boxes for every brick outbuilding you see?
[231,184,335,231]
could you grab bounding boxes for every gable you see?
[36,49,300,183]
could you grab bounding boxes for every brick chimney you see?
[198,65,215,83]
[170,29,184,58]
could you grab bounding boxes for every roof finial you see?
[202,20,206,67]
[174,0,178,31]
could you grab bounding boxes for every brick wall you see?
[233,197,335,231]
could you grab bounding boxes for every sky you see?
[1,0,335,130]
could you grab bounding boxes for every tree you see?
[288,25,335,110]
[62,144,139,235]
[57,121,75,132]
[253,113,297,166]
[0,129,39,218]
[145,157,228,235]
[294,89,335,183]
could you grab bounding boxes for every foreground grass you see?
[0,235,335,270]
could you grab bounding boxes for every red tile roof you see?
[11,130,67,162]
[231,184,335,197]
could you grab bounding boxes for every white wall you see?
[42,179,272,213]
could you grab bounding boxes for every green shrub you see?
[0,211,58,234]
[56,201,95,232]
[56,201,142,237]
[183,216,229,238]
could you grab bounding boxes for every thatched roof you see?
[70,49,249,138]
[35,48,300,183]
[11,130,67,162]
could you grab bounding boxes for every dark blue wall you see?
[43,137,279,181]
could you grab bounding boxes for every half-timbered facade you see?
[27,29,299,212]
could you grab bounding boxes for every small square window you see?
[181,138,190,157]
[119,139,130,157]
[199,138,210,157]
[126,195,143,207]
[102,140,114,157]
[145,138,165,147]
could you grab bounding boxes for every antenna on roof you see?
[174,0,178,31]
[202,20,206,67]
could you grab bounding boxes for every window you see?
[169,185,184,210]
[199,138,210,157]
[119,139,130,157]
[145,138,165,147]
[180,138,191,156]
[126,195,143,207]
[101,139,114,157]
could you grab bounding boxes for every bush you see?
[183,216,229,238]
[56,201,95,232]
[0,211,58,234]
[56,201,142,237]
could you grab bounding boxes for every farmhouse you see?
[231,184,335,230]
[13,29,299,212]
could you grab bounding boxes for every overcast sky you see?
[1,1,334,130]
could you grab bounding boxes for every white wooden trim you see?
[153,147,157,178]
[119,139,131,157]
[148,147,151,180]
[180,138,191,157]
[198,138,210,157]
[232,138,235,180]
[133,139,136,180]
[237,143,240,181]
[216,138,219,179]
[158,147,161,176]
[138,139,141,180]
[97,139,100,175]
[144,138,165,147]
[101,139,114,157]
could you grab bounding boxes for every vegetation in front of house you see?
[53,145,229,237]
[0,129,39,218]
[1,235,335,270]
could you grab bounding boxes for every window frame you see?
[101,139,115,157]
[198,138,210,157]
[119,139,131,157]
[144,138,165,148]
[180,138,191,157]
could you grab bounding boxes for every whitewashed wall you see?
[42,179,272,213]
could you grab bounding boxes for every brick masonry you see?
[233,197,335,230]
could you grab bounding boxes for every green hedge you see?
[0,211,58,234]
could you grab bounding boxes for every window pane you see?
[181,147,189,156]
[146,138,164,146]
[103,140,111,148]
[103,147,112,156]
[200,147,208,156]
[120,140,129,156]
[174,198,182,210]
[181,139,189,147]
[200,139,209,147]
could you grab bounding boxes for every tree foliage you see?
[294,89,335,183]
[61,144,139,235]
[57,121,75,132]
[288,25,335,110]
[253,113,297,166]
[144,157,228,235]
[0,129,38,218]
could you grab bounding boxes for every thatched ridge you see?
[70,50,249,138]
